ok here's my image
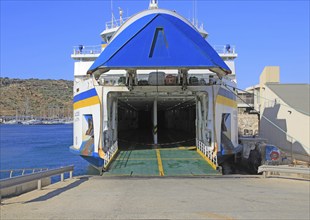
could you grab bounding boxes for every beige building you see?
[239,66,310,162]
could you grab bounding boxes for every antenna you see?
[119,7,123,24]
[192,0,199,28]
[195,0,198,28]
[111,0,115,28]
[192,0,195,25]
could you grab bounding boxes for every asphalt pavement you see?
[1,175,309,219]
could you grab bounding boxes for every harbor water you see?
[0,124,99,180]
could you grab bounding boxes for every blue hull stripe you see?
[81,155,104,168]
[74,88,98,103]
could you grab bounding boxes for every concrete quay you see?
[1,176,309,220]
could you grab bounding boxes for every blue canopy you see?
[88,10,231,75]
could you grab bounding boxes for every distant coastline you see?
[0,77,73,123]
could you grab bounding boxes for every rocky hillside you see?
[0,77,73,117]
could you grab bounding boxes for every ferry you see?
[70,1,277,174]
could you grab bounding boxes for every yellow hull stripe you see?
[74,96,100,110]
[216,95,237,108]
[156,149,165,176]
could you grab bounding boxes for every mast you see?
[119,7,123,24]
[111,0,115,28]
[192,0,198,27]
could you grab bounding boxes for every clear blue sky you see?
[1,0,309,89]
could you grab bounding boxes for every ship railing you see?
[105,17,129,30]
[71,44,236,56]
[213,45,236,54]
[72,45,102,55]
[197,140,218,170]
[103,142,118,168]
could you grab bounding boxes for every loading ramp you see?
[103,146,220,177]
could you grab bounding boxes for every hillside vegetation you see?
[0,77,73,117]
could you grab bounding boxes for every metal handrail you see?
[0,165,74,190]
[105,17,129,30]
[0,168,49,178]
[213,45,236,54]
[71,44,236,57]
[104,142,118,168]
[197,140,218,169]
[72,45,102,55]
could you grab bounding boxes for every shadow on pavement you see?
[24,176,89,203]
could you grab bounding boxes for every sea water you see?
[0,124,99,180]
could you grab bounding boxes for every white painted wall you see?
[260,86,310,161]
[74,62,93,76]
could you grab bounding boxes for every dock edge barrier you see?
[258,165,310,179]
[0,165,74,202]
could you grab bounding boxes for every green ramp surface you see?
[103,147,220,177]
